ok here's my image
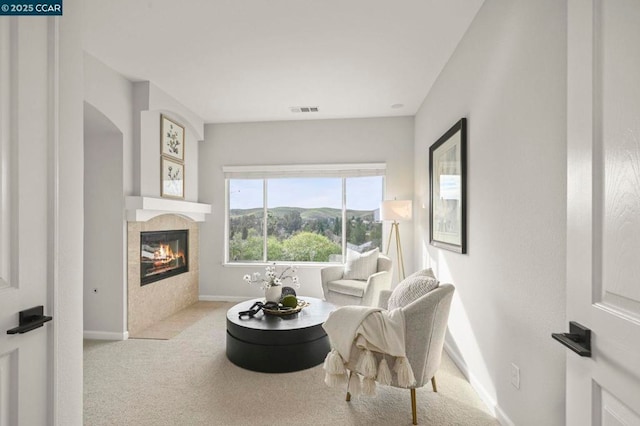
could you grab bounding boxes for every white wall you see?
[134,81,203,202]
[83,54,133,338]
[83,103,125,336]
[413,1,567,425]
[84,63,204,202]
[199,117,414,300]
[84,53,134,195]
[58,0,84,421]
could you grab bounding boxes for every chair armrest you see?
[361,270,392,307]
[320,265,344,299]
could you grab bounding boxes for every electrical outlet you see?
[510,363,520,389]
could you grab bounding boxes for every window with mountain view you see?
[227,173,383,263]
[228,179,264,262]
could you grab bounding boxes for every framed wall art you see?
[429,118,467,253]
[161,114,185,161]
[161,156,185,199]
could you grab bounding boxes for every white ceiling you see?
[83,0,484,124]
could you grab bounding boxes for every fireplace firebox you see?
[140,230,189,285]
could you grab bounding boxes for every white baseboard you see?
[199,295,248,302]
[443,341,515,426]
[84,330,129,341]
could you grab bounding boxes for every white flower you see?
[243,264,300,291]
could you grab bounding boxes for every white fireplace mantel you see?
[125,196,211,222]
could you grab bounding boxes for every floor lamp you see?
[380,200,412,281]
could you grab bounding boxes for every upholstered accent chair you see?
[320,253,393,307]
[344,282,455,425]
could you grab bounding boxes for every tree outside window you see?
[227,175,383,263]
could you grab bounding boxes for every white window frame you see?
[224,163,386,265]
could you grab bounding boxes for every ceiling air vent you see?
[290,106,319,113]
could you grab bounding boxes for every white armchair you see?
[321,254,393,307]
[344,283,455,425]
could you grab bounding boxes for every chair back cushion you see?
[388,268,439,310]
[343,248,379,280]
[403,283,454,387]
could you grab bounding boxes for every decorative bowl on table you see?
[262,299,310,316]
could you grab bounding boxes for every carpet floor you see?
[129,301,225,340]
[84,302,498,426]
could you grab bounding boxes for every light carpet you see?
[84,302,498,426]
[129,301,225,340]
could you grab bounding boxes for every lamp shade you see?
[380,200,412,221]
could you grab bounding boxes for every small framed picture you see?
[429,118,467,253]
[161,157,184,199]
[161,115,185,161]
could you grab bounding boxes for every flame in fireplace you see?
[140,230,189,285]
[153,244,185,266]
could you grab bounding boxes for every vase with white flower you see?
[243,264,300,303]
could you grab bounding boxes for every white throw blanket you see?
[322,306,415,396]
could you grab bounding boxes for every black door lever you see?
[552,321,591,357]
[6,306,53,335]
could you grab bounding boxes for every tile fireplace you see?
[127,215,199,336]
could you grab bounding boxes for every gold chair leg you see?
[410,388,417,425]
[346,371,352,402]
[431,376,438,392]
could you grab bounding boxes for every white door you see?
[0,17,59,425]
[566,0,640,424]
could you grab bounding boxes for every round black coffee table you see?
[226,296,335,373]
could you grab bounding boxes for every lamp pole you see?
[380,199,412,282]
[385,221,406,281]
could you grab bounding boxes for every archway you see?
[83,102,126,338]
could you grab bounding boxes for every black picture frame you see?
[429,118,467,253]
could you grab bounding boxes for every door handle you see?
[6,306,52,335]
[552,321,591,357]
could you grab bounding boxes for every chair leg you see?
[346,371,352,402]
[410,388,417,425]
[431,376,438,392]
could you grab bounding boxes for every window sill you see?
[223,262,342,268]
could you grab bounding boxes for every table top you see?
[226,296,335,331]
